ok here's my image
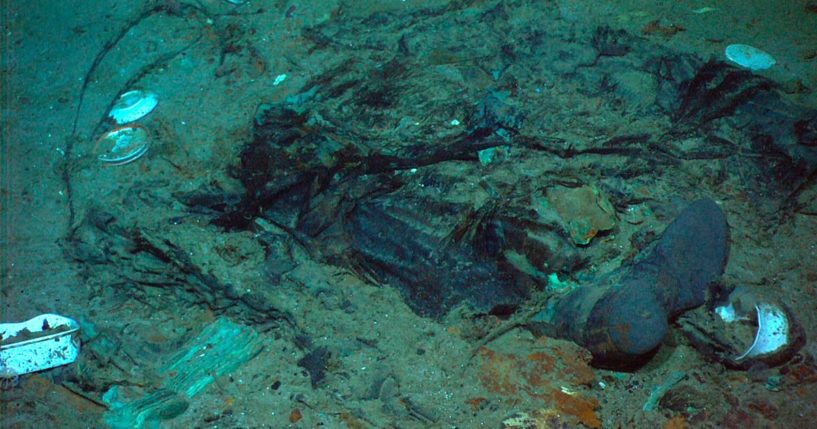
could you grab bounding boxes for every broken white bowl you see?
[736,303,791,361]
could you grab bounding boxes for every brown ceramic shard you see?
[547,185,617,246]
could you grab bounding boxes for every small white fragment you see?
[560,385,577,395]
[715,302,740,323]
[450,119,460,126]
[273,73,287,86]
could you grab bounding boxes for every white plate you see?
[96,125,150,165]
[108,90,159,124]
[725,44,776,71]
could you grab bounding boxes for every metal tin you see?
[0,314,80,375]
[108,90,159,124]
[96,124,150,165]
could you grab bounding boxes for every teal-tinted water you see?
[2,1,816,427]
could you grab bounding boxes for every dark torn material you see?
[345,198,527,318]
[298,346,332,388]
[659,59,817,192]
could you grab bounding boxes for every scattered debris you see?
[643,371,687,412]
[641,19,686,38]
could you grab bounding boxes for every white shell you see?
[0,314,80,375]
[96,125,150,165]
[108,90,158,124]
[736,303,789,360]
[725,44,776,71]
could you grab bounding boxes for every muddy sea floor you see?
[2,1,817,428]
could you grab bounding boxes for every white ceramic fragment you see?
[736,303,789,360]
[109,90,159,124]
[725,44,776,71]
[0,314,80,375]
